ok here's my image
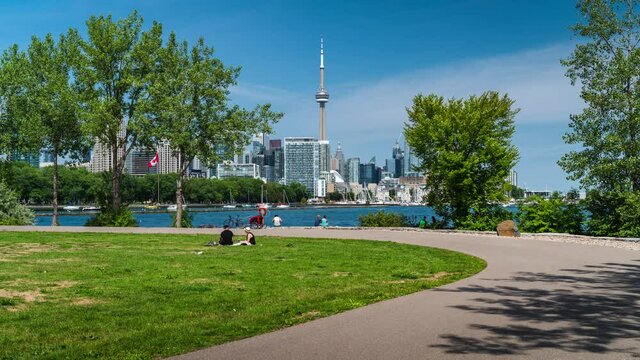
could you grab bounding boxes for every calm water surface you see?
[35,206,439,228]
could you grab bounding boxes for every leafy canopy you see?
[559,0,640,192]
[404,91,519,227]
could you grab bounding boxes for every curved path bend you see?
[2,227,639,359]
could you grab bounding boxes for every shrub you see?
[171,210,193,228]
[86,208,138,227]
[359,211,409,227]
[458,205,512,231]
[585,190,640,237]
[0,181,34,225]
[518,194,584,234]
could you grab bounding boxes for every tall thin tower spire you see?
[315,36,329,141]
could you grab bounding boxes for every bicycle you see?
[223,215,245,228]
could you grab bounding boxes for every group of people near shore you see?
[208,213,330,247]
[209,225,256,246]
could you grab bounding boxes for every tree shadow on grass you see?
[432,260,640,357]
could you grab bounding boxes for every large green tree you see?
[70,11,162,213]
[560,0,640,236]
[560,0,640,191]
[404,91,519,227]
[146,33,282,227]
[24,34,86,225]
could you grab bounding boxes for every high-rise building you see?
[284,137,319,196]
[509,170,518,187]
[264,146,284,182]
[319,140,331,174]
[9,150,40,168]
[315,37,329,141]
[334,142,346,176]
[346,157,360,184]
[269,139,282,150]
[359,162,382,185]
[217,163,261,179]
[156,143,180,174]
[126,148,157,175]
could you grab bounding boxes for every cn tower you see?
[315,37,329,140]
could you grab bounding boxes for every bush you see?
[359,211,409,227]
[0,182,34,225]
[585,190,640,237]
[517,194,584,234]
[171,210,193,228]
[458,205,512,231]
[86,208,138,227]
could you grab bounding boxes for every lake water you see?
[34,206,439,228]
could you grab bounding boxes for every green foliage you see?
[171,210,193,228]
[559,0,640,192]
[518,194,584,234]
[584,190,640,237]
[458,205,513,231]
[508,184,525,199]
[85,208,138,227]
[0,181,34,225]
[404,91,519,227]
[359,211,410,227]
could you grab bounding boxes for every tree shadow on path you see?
[432,260,640,357]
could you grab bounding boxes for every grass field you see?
[0,232,486,359]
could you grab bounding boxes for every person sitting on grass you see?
[232,227,256,246]
[206,225,234,246]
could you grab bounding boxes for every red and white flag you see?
[148,153,159,167]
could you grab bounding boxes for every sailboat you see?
[223,189,237,208]
[241,190,254,208]
[257,184,271,208]
[276,190,290,208]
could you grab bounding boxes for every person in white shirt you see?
[272,214,283,227]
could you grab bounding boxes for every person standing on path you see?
[321,215,328,228]
[314,214,322,227]
[272,214,283,227]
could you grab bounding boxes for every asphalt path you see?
[2,226,639,359]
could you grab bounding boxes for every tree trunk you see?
[175,168,184,228]
[112,143,121,212]
[51,143,59,226]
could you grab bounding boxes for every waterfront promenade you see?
[2,226,638,359]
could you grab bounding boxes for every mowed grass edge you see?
[0,232,486,360]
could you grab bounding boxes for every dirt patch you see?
[187,278,214,284]
[386,271,450,284]
[332,272,351,277]
[55,281,78,289]
[34,258,79,264]
[72,298,100,306]
[0,289,43,302]
[294,311,321,320]
[7,303,27,312]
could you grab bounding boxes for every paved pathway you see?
[3,226,639,359]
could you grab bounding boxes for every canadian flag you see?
[148,153,159,167]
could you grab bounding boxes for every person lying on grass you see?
[231,227,256,246]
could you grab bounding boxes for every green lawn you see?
[0,232,486,360]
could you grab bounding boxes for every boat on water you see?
[82,206,100,211]
[144,204,159,210]
[276,190,290,208]
[223,190,237,208]
[63,205,81,211]
[167,204,187,211]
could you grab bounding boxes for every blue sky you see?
[0,0,585,191]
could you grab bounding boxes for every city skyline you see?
[0,1,584,191]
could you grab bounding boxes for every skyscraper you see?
[334,142,346,176]
[315,37,329,141]
[284,137,319,196]
[315,38,331,174]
